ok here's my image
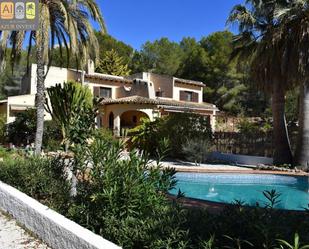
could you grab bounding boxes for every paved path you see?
[161,160,253,171]
[161,160,308,176]
[0,211,50,249]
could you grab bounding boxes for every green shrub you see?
[0,146,23,161]
[7,109,62,151]
[7,109,37,146]
[185,200,309,249]
[0,156,71,213]
[46,81,98,150]
[237,118,261,135]
[1,131,309,249]
[68,135,189,249]
[130,113,212,158]
[43,120,62,151]
[0,115,6,144]
[182,138,213,165]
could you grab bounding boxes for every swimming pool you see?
[170,173,309,211]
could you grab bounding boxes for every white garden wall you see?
[0,181,121,249]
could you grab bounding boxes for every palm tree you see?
[0,0,105,154]
[228,0,293,165]
[274,0,309,168]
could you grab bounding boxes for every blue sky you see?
[99,0,243,50]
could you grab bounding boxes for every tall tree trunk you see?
[272,82,293,165]
[34,9,46,155]
[34,48,45,155]
[295,82,309,168]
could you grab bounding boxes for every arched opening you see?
[109,112,114,130]
[120,110,149,133]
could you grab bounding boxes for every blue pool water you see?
[170,173,309,211]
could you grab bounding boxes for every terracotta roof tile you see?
[100,96,217,111]
[85,73,132,83]
[174,77,205,87]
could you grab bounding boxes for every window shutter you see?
[192,92,199,102]
[180,91,186,101]
[93,87,100,98]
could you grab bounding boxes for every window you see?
[99,87,112,98]
[186,91,193,102]
[179,91,199,102]
[156,91,163,97]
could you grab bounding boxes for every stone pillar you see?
[210,110,217,132]
[114,115,121,136]
[86,59,95,74]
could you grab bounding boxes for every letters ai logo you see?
[0,2,14,19]
[0,0,38,30]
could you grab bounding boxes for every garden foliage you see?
[7,108,62,150]
[0,137,309,248]
[46,81,98,150]
[130,113,212,158]
[68,134,189,248]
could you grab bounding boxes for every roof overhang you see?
[10,104,34,111]
[158,105,216,113]
[173,78,206,87]
[85,73,132,84]
[0,99,8,104]
[100,96,219,112]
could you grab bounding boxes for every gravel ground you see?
[0,211,50,249]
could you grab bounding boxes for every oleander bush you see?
[67,134,189,248]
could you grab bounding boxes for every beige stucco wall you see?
[84,77,124,99]
[6,94,53,123]
[30,65,81,95]
[124,81,149,98]
[85,82,119,99]
[149,73,173,98]
[120,110,149,128]
[116,84,134,98]
[173,82,203,103]
[100,104,157,133]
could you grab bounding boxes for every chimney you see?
[87,59,95,74]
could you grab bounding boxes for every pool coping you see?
[165,165,309,177]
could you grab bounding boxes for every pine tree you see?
[97,49,131,76]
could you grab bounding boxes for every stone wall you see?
[0,181,121,249]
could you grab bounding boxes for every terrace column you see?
[210,110,217,132]
[114,115,121,136]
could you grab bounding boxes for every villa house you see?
[0,61,219,135]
